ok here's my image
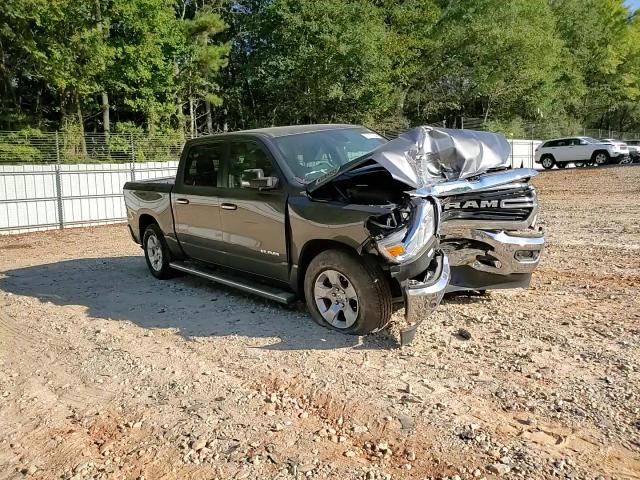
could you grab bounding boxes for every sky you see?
[626,0,640,11]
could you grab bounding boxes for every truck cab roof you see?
[193,124,361,140]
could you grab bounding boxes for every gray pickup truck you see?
[124,124,544,344]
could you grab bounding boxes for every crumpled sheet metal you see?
[368,126,512,189]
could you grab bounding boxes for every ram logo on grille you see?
[443,198,535,210]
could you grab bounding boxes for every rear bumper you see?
[443,227,544,291]
[400,254,450,345]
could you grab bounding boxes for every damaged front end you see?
[367,196,450,345]
[307,161,450,346]
[306,126,544,344]
[431,169,544,292]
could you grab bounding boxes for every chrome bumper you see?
[441,227,543,292]
[447,228,544,275]
[400,254,450,345]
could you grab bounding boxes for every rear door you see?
[215,138,289,281]
[172,141,227,264]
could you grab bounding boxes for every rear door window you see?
[183,143,223,187]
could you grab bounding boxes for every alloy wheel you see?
[147,233,163,271]
[313,269,359,329]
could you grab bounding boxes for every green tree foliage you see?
[0,0,228,133]
[220,0,394,129]
[408,0,584,129]
[551,0,638,130]
[1,0,639,137]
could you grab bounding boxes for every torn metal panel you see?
[307,126,513,192]
[368,127,512,188]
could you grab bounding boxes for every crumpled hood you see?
[308,126,512,192]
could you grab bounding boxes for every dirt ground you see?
[0,165,639,480]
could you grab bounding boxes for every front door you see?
[172,141,227,264]
[216,139,289,281]
[571,138,590,160]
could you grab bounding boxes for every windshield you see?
[272,127,387,183]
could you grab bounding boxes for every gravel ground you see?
[0,165,638,480]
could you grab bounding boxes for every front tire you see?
[304,249,392,336]
[143,224,175,279]
[541,155,555,170]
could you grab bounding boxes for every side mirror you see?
[248,176,279,190]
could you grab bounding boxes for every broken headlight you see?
[375,198,437,264]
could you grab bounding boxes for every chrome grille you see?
[441,185,536,223]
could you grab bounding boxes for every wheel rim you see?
[595,153,607,164]
[314,269,359,329]
[542,158,553,168]
[147,233,163,271]
[621,156,631,164]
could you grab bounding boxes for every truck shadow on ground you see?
[0,256,401,351]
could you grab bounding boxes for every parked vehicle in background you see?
[534,137,628,169]
[599,138,631,164]
[625,140,640,162]
[124,125,544,345]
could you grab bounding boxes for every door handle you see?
[176,198,190,205]
[221,203,237,211]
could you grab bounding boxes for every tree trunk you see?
[101,92,110,141]
[75,91,88,157]
[95,0,110,141]
[189,97,195,138]
[483,99,491,126]
[205,100,213,134]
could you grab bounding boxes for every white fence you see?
[0,161,178,234]
[0,139,541,235]
[509,139,541,169]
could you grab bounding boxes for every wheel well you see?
[297,240,359,292]
[541,154,555,161]
[591,149,609,158]
[138,214,157,243]
[296,240,398,300]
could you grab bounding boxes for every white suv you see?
[534,137,629,169]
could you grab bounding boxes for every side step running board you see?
[169,261,297,305]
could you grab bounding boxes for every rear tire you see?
[143,224,176,280]
[592,151,610,166]
[304,249,392,336]
[541,155,555,170]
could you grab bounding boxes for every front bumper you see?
[400,254,450,345]
[443,227,544,291]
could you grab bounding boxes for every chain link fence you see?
[1,124,637,234]
[0,131,185,165]
[2,124,639,166]
[0,130,184,233]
